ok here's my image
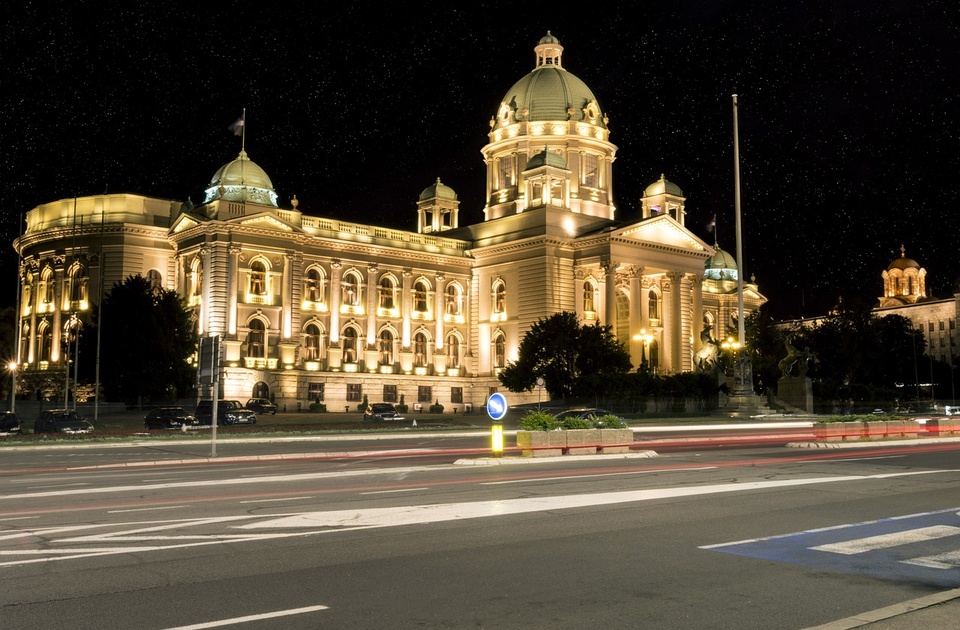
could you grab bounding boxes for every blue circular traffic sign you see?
[486,392,508,421]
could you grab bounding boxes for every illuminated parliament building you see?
[12,33,766,410]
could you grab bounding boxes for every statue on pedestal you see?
[778,338,815,377]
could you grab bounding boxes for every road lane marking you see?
[108,506,187,513]
[811,525,960,555]
[161,605,328,629]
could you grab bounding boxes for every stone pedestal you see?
[778,375,813,413]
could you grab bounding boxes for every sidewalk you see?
[802,588,960,629]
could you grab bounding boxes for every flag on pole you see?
[229,113,245,136]
[706,214,716,232]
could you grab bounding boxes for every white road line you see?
[108,506,187,513]
[239,496,313,504]
[161,605,328,629]
[811,525,960,555]
[361,488,430,495]
[480,466,717,485]
[902,550,960,569]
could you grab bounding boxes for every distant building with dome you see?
[11,33,766,409]
[781,245,958,366]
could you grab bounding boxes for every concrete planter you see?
[565,429,600,455]
[925,418,960,436]
[598,428,633,453]
[516,428,632,456]
[813,421,845,442]
[516,430,564,458]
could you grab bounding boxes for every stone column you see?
[666,271,684,374]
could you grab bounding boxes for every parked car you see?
[363,403,405,421]
[194,400,257,426]
[34,409,94,434]
[144,407,201,430]
[0,411,22,436]
[245,398,278,415]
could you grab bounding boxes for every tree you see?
[498,312,632,400]
[79,275,198,405]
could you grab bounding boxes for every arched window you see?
[247,319,265,358]
[583,280,596,312]
[342,327,358,363]
[69,265,87,302]
[444,284,461,315]
[648,289,660,322]
[446,334,460,369]
[494,333,506,368]
[191,259,203,297]
[38,321,52,363]
[414,332,428,367]
[493,280,506,314]
[413,279,429,313]
[379,277,396,309]
[304,268,323,303]
[303,323,322,361]
[379,329,394,365]
[147,269,162,294]
[250,261,267,296]
[342,272,361,307]
[41,268,54,307]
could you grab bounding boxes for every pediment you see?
[235,213,296,232]
[170,214,202,234]
[612,215,711,255]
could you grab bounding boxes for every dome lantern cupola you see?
[203,149,279,208]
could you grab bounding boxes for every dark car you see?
[194,400,257,426]
[34,409,94,434]
[363,403,405,421]
[245,398,278,415]
[0,411,22,436]
[144,406,201,430]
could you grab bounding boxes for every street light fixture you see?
[721,336,741,374]
[637,329,654,372]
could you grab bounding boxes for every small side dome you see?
[419,178,457,201]
[704,246,739,281]
[645,174,683,197]
[539,31,560,45]
[526,147,568,169]
[203,149,279,207]
[887,245,920,270]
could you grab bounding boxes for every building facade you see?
[12,33,766,409]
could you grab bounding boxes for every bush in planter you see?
[309,402,326,412]
[396,393,408,414]
[520,410,558,431]
[560,416,592,430]
[592,414,628,429]
[429,399,444,414]
[357,395,369,413]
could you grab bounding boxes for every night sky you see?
[2,1,957,320]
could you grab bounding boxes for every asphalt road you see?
[3,429,960,629]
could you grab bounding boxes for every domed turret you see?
[704,246,739,281]
[879,245,927,306]
[419,178,457,202]
[640,174,686,224]
[482,33,616,222]
[203,149,279,207]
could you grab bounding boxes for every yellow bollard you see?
[491,421,503,457]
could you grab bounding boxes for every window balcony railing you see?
[243,357,279,369]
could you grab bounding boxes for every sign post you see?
[486,392,508,457]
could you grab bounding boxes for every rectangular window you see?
[488,386,498,397]
[582,153,599,188]
[383,385,398,403]
[418,385,432,403]
[347,384,362,402]
[308,382,324,402]
[451,387,463,404]
[939,321,945,331]
[929,322,935,332]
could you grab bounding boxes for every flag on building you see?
[706,214,716,232]
[229,114,245,136]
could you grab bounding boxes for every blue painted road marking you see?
[702,508,960,587]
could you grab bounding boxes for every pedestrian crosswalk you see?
[701,508,960,587]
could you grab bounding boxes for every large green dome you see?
[498,32,607,128]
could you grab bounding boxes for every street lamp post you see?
[721,336,741,375]
[637,329,654,372]
[6,362,15,413]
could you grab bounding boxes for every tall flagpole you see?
[732,93,753,395]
